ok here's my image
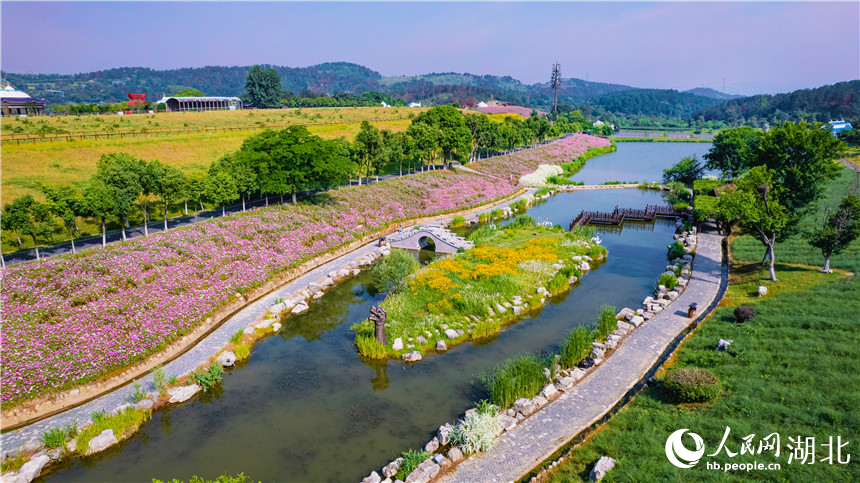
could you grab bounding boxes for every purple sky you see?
[1,1,857,95]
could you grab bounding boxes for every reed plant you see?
[482,353,547,408]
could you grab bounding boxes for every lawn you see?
[0,106,426,137]
[730,167,860,273]
[543,170,860,482]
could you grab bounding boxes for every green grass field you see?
[730,167,860,273]
[543,170,860,482]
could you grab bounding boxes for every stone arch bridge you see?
[385,225,473,254]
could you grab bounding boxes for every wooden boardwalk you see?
[570,204,685,229]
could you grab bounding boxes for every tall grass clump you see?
[234,344,250,360]
[560,326,591,368]
[371,248,419,293]
[471,319,502,339]
[41,427,68,448]
[482,353,547,408]
[546,175,576,185]
[595,305,618,341]
[534,187,552,197]
[190,362,223,392]
[152,364,168,393]
[467,224,497,243]
[451,411,503,454]
[668,241,686,260]
[450,215,466,228]
[77,407,151,453]
[355,331,388,359]
[507,214,536,228]
[396,449,431,480]
[229,329,244,344]
[657,273,679,290]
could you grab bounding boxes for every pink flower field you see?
[469,134,610,179]
[0,170,516,406]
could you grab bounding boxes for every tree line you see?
[1,106,586,259]
[667,122,858,281]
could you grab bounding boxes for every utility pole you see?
[551,62,561,113]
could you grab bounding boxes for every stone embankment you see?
[360,222,717,483]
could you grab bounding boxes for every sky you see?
[1,1,858,96]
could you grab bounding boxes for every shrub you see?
[371,249,419,293]
[663,367,722,403]
[490,208,503,219]
[41,426,67,448]
[467,224,497,243]
[396,449,431,480]
[478,212,490,223]
[482,353,546,408]
[229,329,243,344]
[77,407,151,453]
[451,411,503,454]
[673,201,690,211]
[127,382,147,403]
[234,344,250,360]
[475,399,497,415]
[534,187,552,197]
[595,305,618,341]
[668,241,686,260]
[546,175,575,185]
[355,331,387,359]
[547,271,570,294]
[64,420,78,439]
[190,362,223,392]
[511,199,528,212]
[451,215,466,228]
[657,273,679,290]
[734,305,756,323]
[152,365,168,393]
[471,319,501,339]
[152,473,251,483]
[507,215,536,229]
[560,326,591,368]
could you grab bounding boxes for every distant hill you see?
[684,87,742,100]
[693,80,860,126]
[584,89,727,119]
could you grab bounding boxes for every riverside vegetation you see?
[352,216,607,359]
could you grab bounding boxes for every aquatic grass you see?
[126,382,147,403]
[657,273,679,290]
[190,362,223,392]
[355,331,388,359]
[229,329,244,344]
[152,365,168,393]
[371,248,419,293]
[595,305,618,342]
[482,353,547,409]
[396,449,431,481]
[41,426,68,449]
[76,406,151,453]
[450,215,466,228]
[559,326,591,368]
[234,344,250,360]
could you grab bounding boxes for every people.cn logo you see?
[665,429,706,468]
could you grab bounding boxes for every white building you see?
[408,102,422,108]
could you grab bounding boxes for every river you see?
[43,141,710,482]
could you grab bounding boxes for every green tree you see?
[154,164,189,231]
[411,106,471,164]
[405,122,438,171]
[352,121,383,183]
[662,155,705,186]
[806,195,860,272]
[93,153,142,241]
[716,166,789,281]
[245,65,283,109]
[174,88,205,97]
[39,184,84,253]
[465,114,498,162]
[204,164,239,216]
[755,122,846,218]
[704,126,763,178]
[131,159,163,238]
[186,173,207,213]
[82,179,116,247]
[2,196,33,249]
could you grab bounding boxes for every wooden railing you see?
[570,204,686,229]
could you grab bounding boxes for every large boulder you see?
[291,303,309,315]
[616,308,635,319]
[424,436,439,453]
[717,339,733,351]
[437,423,454,446]
[416,335,428,345]
[361,471,382,483]
[217,351,236,367]
[392,337,404,351]
[17,454,50,482]
[435,340,447,351]
[167,384,201,403]
[444,329,458,339]
[402,351,422,362]
[513,398,537,417]
[589,456,617,481]
[497,413,517,432]
[86,429,118,455]
[447,446,465,463]
[405,458,440,483]
[382,458,403,478]
[540,383,558,398]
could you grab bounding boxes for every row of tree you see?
[670,122,857,281]
[2,106,586,258]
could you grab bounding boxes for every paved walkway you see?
[438,228,723,482]
[0,189,537,454]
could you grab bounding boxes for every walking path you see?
[438,227,724,482]
[0,188,538,454]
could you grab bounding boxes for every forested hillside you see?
[693,80,860,127]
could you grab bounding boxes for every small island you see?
[353,216,607,360]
